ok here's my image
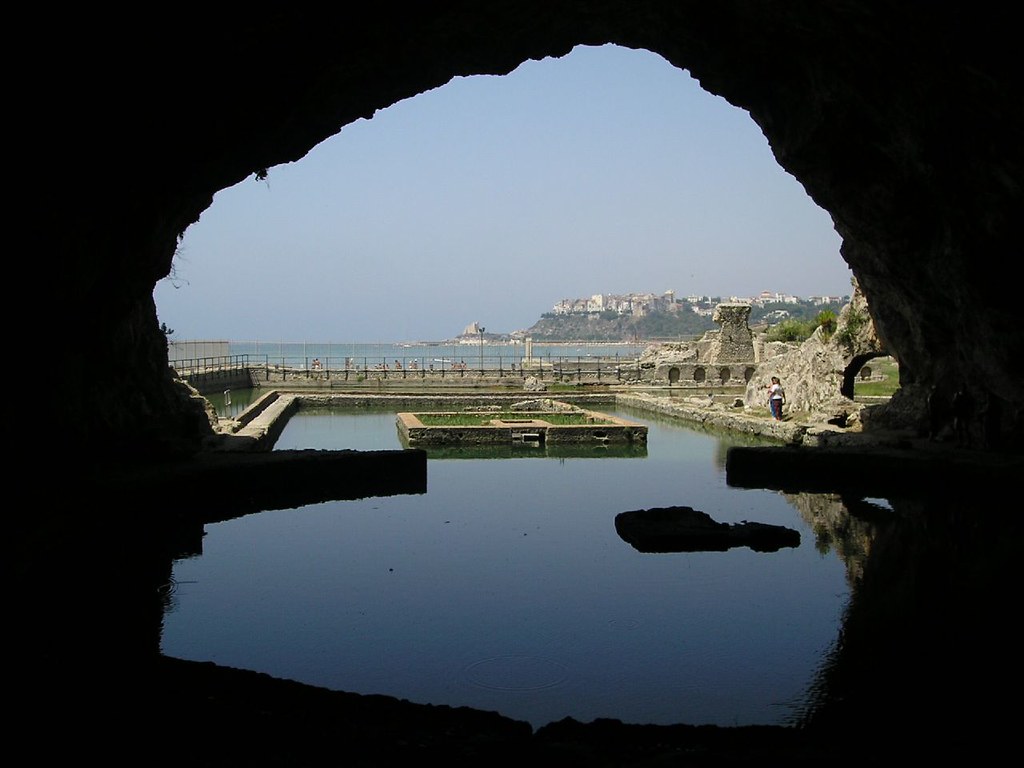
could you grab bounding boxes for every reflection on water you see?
[407,442,649,460]
[775,488,1020,754]
[158,402,1022,747]
[161,405,854,729]
[204,387,261,420]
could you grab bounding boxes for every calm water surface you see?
[161,405,851,728]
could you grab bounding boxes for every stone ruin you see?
[741,279,887,426]
[631,302,769,387]
[708,303,757,362]
[632,279,891,427]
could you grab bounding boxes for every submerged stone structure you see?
[397,403,647,446]
[614,506,801,553]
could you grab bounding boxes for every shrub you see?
[766,318,815,342]
[765,310,841,344]
[815,310,837,340]
[835,309,868,353]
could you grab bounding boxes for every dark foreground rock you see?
[79,657,834,767]
[614,506,800,552]
[17,409,1021,767]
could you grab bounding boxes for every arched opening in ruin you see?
[719,367,731,383]
[843,352,893,399]
[668,366,681,384]
[693,367,706,383]
[744,367,755,383]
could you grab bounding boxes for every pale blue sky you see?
[155,44,852,343]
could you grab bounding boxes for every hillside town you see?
[550,290,850,319]
[452,289,852,345]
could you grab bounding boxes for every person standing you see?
[767,376,785,420]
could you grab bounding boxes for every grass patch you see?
[415,411,615,426]
[853,356,900,398]
[545,382,612,392]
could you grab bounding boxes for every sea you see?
[227,340,652,370]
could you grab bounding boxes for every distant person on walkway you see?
[767,376,785,420]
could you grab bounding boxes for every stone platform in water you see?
[397,401,647,447]
[614,505,800,553]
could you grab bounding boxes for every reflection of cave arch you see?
[668,367,681,384]
[719,367,731,383]
[744,367,756,383]
[694,367,706,383]
[843,353,887,398]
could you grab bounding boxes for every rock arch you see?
[25,3,1022,457]
[843,352,890,399]
[16,7,1024,765]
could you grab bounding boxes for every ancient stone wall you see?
[709,304,755,363]
[633,303,763,387]
[743,280,887,425]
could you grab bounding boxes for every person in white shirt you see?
[767,376,785,420]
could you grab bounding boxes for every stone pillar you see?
[710,303,755,363]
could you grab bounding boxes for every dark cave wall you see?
[29,1,1022,457]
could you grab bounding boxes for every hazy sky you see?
[154,44,853,343]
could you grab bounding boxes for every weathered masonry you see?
[396,404,647,446]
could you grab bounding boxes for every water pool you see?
[160,405,851,729]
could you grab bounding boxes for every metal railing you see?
[267,353,644,382]
[170,353,654,385]
[174,354,644,382]
[169,354,251,378]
